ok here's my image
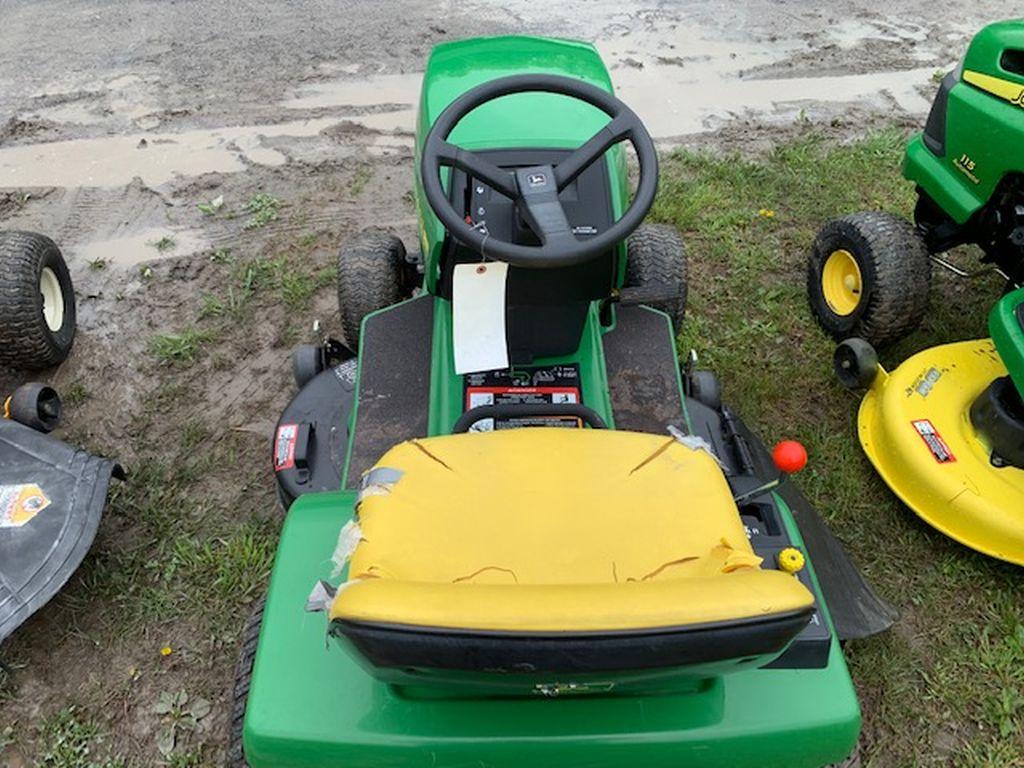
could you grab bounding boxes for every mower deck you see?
[858,339,1024,565]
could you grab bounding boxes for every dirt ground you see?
[0,1,1015,765]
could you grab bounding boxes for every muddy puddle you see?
[277,20,950,141]
[0,3,994,278]
[71,226,208,270]
[0,10,964,196]
[0,118,341,188]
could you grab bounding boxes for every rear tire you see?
[626,223,688,333]
[808,212,930,347]
[0,231,76,369]
[336,230,406,350]
[226,597,264,768]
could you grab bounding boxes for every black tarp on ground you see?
[0,418,118,643]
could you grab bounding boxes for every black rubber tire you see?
[808,212,931,347]
[0,231,76,369]
[336,230,406,350]
[833,338,880,391]
[291,345,326,388]
[226,597,265,768]
[6,383,62,432]
[625,223,688,333]
[689,369,722,411]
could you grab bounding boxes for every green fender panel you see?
[990,285,1024,393]
[903,19,1024,224]
[243,491,860,768]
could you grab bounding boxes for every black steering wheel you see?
[420,74,658,269]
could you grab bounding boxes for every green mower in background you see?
[808,20,1024,565]
[231,36,896,768]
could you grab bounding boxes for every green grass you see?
[62,380,90,408]
[36,707,123,768]
[71,416,276,637]
[350,165,373,197]
[149,328,215,366]
[194,248,331,321]
[243,193,281,229]
[150,236,176,252]
[654,128,1023,765]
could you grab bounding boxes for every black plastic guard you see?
[731,415,899,640]
[0,419,118,643]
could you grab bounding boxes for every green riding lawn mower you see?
[0,231,120,646]
[807,19,1024,565]
[232,35,896,768]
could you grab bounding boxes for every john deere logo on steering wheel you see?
[527,173,547,187]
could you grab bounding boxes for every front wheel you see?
[808,212,931,347]
[336,230,407,351]
[625,223,688,333]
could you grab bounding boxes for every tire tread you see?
[625,223,688,332]
[808,212,931,347]
[0,231,75,369]
[226,597,265,768]
[336,230,406,350]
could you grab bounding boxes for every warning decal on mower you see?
[464,365,582,431]
[0,484,51,528]
[911,419,956,463]
[274,424,299,471]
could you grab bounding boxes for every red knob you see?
[772,440,808,474]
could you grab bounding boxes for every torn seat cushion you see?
[330,429,813,638]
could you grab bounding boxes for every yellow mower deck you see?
[859,339,1024,565]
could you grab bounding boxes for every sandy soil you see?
[0,0,1013,764]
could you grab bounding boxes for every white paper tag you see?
[453,262,509,374]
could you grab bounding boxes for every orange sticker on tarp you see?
[0,484,51,528]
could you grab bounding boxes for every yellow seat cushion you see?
[331,428,813,633]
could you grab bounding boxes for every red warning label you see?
[464,365,582,430]
[274,424,298,471]
[911,419,956,463]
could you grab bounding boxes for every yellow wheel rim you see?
[821,249,863,317]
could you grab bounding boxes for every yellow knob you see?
[777,547,805,574]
